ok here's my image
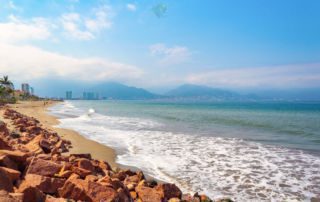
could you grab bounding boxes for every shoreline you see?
[7,100,118,168]
[0,101,216,201]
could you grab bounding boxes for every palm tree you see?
[0,76,14,90]
[0,76,15,103]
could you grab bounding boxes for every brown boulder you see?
[0,139,11,150]
[27,158,63,177]
[25,135,43,154]
[71,166,92,178]
[85,175,99,182]
[39,139,51,153]
[124,173,144,189]
[77,158,94,172]
[155,183,182,199]
[0,190,23,202]
[97,160,112,171]
[0,166,20,182]
[0,150,27,163]
[0,155,18,170]
[0,121,9,137]
[135,186,162,202]
[18,174,65,194]
[21,186,46,202]
[69,153,91,161]
[58,178,119,202]
[0,167,13,192]
[45,195,67,202]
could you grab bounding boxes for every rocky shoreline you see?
[0,105,232,202]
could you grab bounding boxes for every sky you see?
[0,0,319,95]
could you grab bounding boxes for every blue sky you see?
[0,0,319,94]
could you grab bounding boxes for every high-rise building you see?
[21,83,30,94]
[83,92,96,100]
[30,87,34,95]
[66,91,72,100]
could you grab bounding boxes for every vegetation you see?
[0,75,16,104]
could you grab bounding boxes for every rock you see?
[181,194,193,201]
[67,173,80,181]
[97,160,112,171]
[58,178,119,202]
[124,174,144,190]
[69,153,91,161]
[77,158,94,172]
[21,186,46,202]
[130,191,137,200]
[56,170,73,179]
[85,175,99,182]
[9,132,20,139]
[0,190,22,202]
[39,139,51,153]
[168,198,181,202]
[18,174,65,194]
[112,170,129,181]
[0,150,27,163]
[200,194,212,202]
[27,158,63,177]
[0,167,13,192]
[0,166,20,182]
[0,139,11,150]
[98,175,126,190]
[135,186,162,202]
[0,155,18,170]
[25,135,43,154]
[71,166,92,178]
[155,183,182,199]
[0,121,9,137]
[45,195,67,202]
[117,188,132,202]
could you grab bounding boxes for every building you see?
[66,91,72,100]
[30,87,34,95]
[83,92,98,100]
[21,83,30,94]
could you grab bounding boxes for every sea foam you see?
[50,102,320,201]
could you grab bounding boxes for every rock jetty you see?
[0,106,232,202]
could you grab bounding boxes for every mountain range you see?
[69,82,258,100]
[31,79,320,101]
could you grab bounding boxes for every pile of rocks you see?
[0,107,229,202]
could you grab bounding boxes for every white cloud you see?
[85,6,112,32]
[60,13,94,40]
[149,43,191,65]
[0,9,142,82]
[0,43,143,81]
[8,0,20,10]
[61,6,113,40]
[186,63,320,88]
[126,4,137,11]
[0,15,52,43]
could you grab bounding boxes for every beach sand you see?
[4,100,117,168]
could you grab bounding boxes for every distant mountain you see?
[90,82,160,100]
[166,84,253,100]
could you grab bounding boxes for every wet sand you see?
[5,100,117,168]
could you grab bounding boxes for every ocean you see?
[49,100,320,201]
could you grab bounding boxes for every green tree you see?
[0,76,14,90]
[0,76,15,103]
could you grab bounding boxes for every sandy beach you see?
[4,100,117,168]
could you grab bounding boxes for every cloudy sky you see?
[0,0,319,93]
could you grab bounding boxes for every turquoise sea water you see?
[50,100,320,201]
